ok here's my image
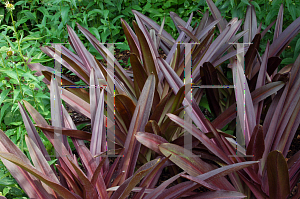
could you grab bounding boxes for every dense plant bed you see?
[1,0,300,199]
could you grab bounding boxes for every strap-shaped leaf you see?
[0,130,51,199]
[18,102,51,161]
[121,18,142,62]
[144,172,185,199]
[131,10,175,46]
[167,113,230,164]
[267,151,290,199]
[136,132,168,155]
[206,0,227,32]
[244,5,257,44]
[212,81,285,130]
[186,190,246,199]
[67,25,104,79]
[115,94,136,130]
[273,4,284,42]
[111,159,159,199]
[269,15,300,57]
[25,135,59,198]
[35,125,92,141]
[232,60,256,146]
[119,75,156,182]
[246,125,264,161]
[0,152,80,199]
[159,143,212,177]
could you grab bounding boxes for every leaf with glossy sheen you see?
[131,10,175,46]
[245,34,261,77]
[115,94,136,130]
[0,130,51,199]
[269,15,300,57]
[40,45,89,84]
[130,52,148,98]
[273,4,284,41]
[244,5,257,45]
[18,102,51,161]
[158,143,212,177]
[206,0,227,32]
[177,25,199,43]
[90,68,100,129]
[90,88,105,162]
[136,132,168,155]
[0,152,80,199]
[187,190,246,199]
[132,21,158,85]
[67,156,99,199]
[25,135,59,198]
[267,151,290,199]
[182,160,258,185]
[120,74,156,182]
[42,71,90,103]
[61,87,91,118]
[170,11,193,34]
[77,23,135,97]
[90,156,107,186]
[138,156,172,191]
[35,124,92,141]
[246,125,264,161]
[150,90,172,123]
[121,18,141,60]
[232,60,256,146]
[212,81,285,130]
[111,159,159,199]
[67,25,103,79]
[192,25,232,78]
[145,120,162,136]
[144,172,185,199]
[56,164,83,197]
[167,113,230,164]
[22,100,81,179]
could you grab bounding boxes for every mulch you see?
[62,49,300,198]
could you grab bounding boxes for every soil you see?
[62,49,300,198]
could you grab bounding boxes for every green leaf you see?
[21,35,44,43]
[0,103,11,124]
[131,5,142,11]
[47,159,57,166]
[0,69,18,80]
[281,58,294,65]
[0,177,16,186]
[199,95,212,114]
[0,88,11,105]
[104,0,115,6]
[13,89,20,103]
[24,11,36,22]
[14,1,25,6]
[28,58,53,63]
[88,27,101,41]
[241,0,251,6]
[295,37,300,53]
[70,0,77,7]
[61,6,70,25]
[15,18,29,28]
[251,1,261,12]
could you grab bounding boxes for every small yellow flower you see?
[5,1,15,12]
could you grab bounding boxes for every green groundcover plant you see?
[1,0,300,199]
